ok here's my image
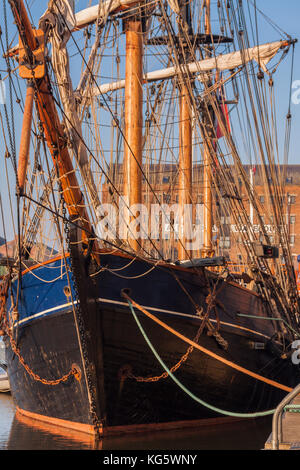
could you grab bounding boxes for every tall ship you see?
[0,0,299,440]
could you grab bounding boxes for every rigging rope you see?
[127,299,277,418]
[122,292,292,393]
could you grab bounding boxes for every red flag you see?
[215,81,231,139]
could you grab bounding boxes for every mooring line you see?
[122,293,292,394]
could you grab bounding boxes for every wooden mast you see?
[9,0,100,261]
[123,14,143,252]
[178,88,192,260]
[17,83,34,193]
[202,0,214,257]
[178,3,193,261]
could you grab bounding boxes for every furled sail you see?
[74,0,180,27]
[85,40,289,97]
[74,0,143,29]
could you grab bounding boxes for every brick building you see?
[101,164,300,268]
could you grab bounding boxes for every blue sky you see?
[254,0,300,164]
[0,0,299,241]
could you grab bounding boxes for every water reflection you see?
[0,393,14,450]
[101,418,273,450]
[6,413,273,450]
[1,390,273,450]
[7,416,94,450]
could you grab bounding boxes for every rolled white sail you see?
[85,40,287,98]
[75,0,143,29]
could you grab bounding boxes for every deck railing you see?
[271,383,300,449]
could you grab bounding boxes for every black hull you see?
[100,306,295,426]
[4,251,300,436]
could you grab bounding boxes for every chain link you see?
[125,317,203,383]
[5,317,80,385]
[1,178,102,435]
[0,275,9,335]
[61,200,103,437]
[0,275,80,385]
[122,283,229,383]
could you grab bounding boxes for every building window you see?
[290,215,296,225]
[259,195,265,204]
[220,216,231,225]
[219,236,231,249]
[162,176,170,183]
[286,176,293,184]
[290,235,295,246]
[288,195,296,204]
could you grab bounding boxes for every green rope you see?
[237,313,300,339]
[284,404,300,412]
[128,301,276,419]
